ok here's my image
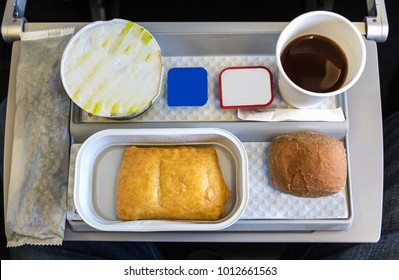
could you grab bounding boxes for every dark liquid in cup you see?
[281,34,348,93]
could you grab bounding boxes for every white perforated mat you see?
[81,55,339,123]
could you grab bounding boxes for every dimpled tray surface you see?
[82,55,339,123]
[241,142,349,220]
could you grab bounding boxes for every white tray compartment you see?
[74,128,249,231]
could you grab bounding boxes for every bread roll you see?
[116,146,230,221]
[268,131,347,197]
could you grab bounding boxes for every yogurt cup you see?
[61,19,163,118]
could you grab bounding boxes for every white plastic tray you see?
[69,138,352,231]
[3,22,381,242]
[74,128,249,231]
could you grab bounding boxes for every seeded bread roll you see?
[268,131,347,197]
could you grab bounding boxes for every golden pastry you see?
[116,146,230,220]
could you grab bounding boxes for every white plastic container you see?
[74,128,249,231]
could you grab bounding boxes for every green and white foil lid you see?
[61,19,163,118]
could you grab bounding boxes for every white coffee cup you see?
[276,11,366,108]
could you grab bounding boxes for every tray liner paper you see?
[6,28,74,247]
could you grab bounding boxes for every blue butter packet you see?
[167,67,208,106]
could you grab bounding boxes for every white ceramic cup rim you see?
[276,11,366,97]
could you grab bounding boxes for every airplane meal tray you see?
[68,44,353,231]
[1,0,386,239]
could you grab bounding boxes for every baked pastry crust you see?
[116,146,230,221]
[268,131,347,198]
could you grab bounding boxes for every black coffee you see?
[281,34,348,93]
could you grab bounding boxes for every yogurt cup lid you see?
[60,19,163,118]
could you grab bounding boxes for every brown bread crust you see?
[268,131,347,197]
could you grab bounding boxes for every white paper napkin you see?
[238,107,346,122]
